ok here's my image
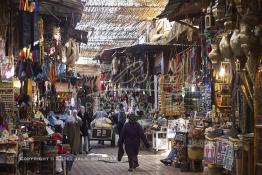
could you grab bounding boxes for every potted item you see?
[188,146,204,160]
[239,22,257,57]
[230,29,244,57]
[208,43,221,63]
[219,34,233,59]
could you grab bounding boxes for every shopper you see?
[117,103,126,134]
[78,106,92,154]
[118,114,150,172]
[63,110,83,155]
[93,110,108,119]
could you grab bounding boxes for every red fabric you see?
[56,143,66,154]
[98,74,106,93]
[51,133,62,140]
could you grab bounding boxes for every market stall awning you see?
[39,0,84,18]
[157,0,208,21]
[96,44,177,60]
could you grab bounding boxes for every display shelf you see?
[0,82,15,116]
[256,125,262,129]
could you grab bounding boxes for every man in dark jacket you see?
[78,106,92,153]
[118,114,150,172]
[117,104,126,134]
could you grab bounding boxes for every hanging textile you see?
[38,17,44,64]
[49,63,56,85]
[19,0,33,49]
[216,139,228,165]
[0,2,9,38]
[0,37,5,62]
[204,142,216,164]
[223,144,234,171]
[175,53,182,90]
[0,63,13,82]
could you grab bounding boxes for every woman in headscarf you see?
[118,113,150,172]
[63,110,82,155]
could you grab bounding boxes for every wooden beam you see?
[84,5,164,9]
[174,20,199,31]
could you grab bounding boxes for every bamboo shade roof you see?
[77,0,168,58]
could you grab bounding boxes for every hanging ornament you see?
[205,3,212,29]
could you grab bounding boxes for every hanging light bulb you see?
[219,67,226,77]
[182,86,185,98]
[191,85,196,92]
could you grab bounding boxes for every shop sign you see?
[92,129,111,139]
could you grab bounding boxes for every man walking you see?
[78,106,92,153]
[117,104,126,135]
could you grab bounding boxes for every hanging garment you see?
[18,59,27,80]
[216,140,228,165]
[49,63,56,85]
[38,17,44,64]
[168,58,175,73]
[175,54,182,89]
[112,56,119,75]
[32,1,39,47]
[203,142,216,164]
[57,63,66,77]
[65,38,79,68]
[0,63,13,82]
[19,0,33,49]
[25,59,33,78]
[0,2,9,38]
[0,37,5,62]
[223,144,234,171]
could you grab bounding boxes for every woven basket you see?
[42,146,57,157]
[188,147,203,160]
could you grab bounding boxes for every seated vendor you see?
[160,142,183,165]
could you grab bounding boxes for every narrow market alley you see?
[71,142,201,175]
[0,0,262,175]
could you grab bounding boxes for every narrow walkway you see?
[71,142,202,175]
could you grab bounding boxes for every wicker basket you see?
[188,147,203,160]
[62,144,71,152]
[42,146,58,157]
[6,153,16,164]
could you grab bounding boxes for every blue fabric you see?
[48,111,57,127]
[118,108,126,124]
[167,150,176,160]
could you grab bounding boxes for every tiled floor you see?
[71,141,202,175]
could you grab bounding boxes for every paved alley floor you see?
[71,141,202,175]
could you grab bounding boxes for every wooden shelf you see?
[256,125,262,129]
[217,106,232,108]
[256,162,262,166]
